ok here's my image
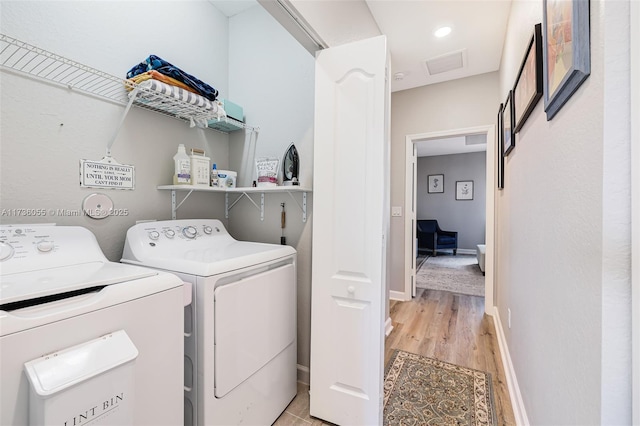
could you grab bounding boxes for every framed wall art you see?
[497,103,505,189]
[514,23,543,132]
[502,90,515,156]
[542,0,591,120]
[456,180,474,200]
[427,174,444,193]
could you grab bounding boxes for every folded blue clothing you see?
[127,55,219,101]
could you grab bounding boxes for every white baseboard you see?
[385,317,393,336]
[389,290,407,301]
[297,364,310,385]
[492,307,529,426]
[457,248,476,255]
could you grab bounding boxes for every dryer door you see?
[213,263,295,398]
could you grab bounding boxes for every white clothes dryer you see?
[0,224,184,426]
[121,219,297,426]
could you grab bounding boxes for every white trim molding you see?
[389,290,408,301]
[493,307,529,426]
[297,364,310,385]
[404,125,496,314]
[385,317,394,336]
[631,0,640,422]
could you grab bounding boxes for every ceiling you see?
[211,0,507,156]
[365,0,512,93]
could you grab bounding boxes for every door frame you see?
[631,0,639,422]
[403,124,496,315]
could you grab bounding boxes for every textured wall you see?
[416,152,486,251]
[497,0,632,423]
[226,5,316,377]
[390,72,499,293]
[0,1,230,261]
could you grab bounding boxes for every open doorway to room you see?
[403,125,496,315]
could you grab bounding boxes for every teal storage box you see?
[220,99,243,122]
[208,117,244,132]
[208,99,244,132]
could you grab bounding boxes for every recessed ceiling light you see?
[434,26,452,38]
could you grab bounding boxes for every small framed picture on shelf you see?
[427,174,444,193]
[456,181,474,200]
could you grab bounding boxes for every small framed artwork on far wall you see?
[427,174,444,193]
[456,180,474,200]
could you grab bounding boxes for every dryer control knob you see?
[36,241,54,253]
[183,226,198,239]
[148,231,160,240]
[203,225,213,235]
[164,229,176,238]
[0,242,14,261]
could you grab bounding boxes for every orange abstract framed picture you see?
[542,0,591,120]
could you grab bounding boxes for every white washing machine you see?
[121,219,297,426]
[0,224,184,426]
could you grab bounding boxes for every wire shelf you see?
[0,33,257,133]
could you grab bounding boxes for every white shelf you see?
[0,33,258,134]
[157,185,311,222]
[157,185,311,193]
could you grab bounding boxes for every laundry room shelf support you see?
[158,185,310,222]
[0,33,259,139]
[172,189,193,220]
[225,192,263,220]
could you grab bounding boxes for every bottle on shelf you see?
[173,144,191,185]
[210,163,219,187]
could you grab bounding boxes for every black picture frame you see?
[497,103,505,189]
[427,174,444,193]
[542,0,591,120]
[513,23,543,132]
[455,181,474,201]
[502,90,515,156]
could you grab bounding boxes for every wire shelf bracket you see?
[0,33,259,150]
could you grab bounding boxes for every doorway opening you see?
[402,125,496,314]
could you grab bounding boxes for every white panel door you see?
[310,35,388,426]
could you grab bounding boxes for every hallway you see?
[386,289,516,425]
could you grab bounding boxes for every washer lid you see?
[0,261,156,307]
[124,240,296,276]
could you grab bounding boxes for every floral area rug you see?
[383,350,497,426]
[416,254,484,297]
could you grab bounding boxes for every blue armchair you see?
[417,220,458,256]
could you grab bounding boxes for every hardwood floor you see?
[276,288,516,425]
[386,288,516,425]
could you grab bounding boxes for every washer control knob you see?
[203,225,213,235]
[36,241,54,253]
[148,231,160,240]
[0,242,14,261]
[347,286,355,294]
[164,229,176,238]
[183,226,198,239]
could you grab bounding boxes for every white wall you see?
[417,152,486,251]
[0,1,231,260]
[390,72,499,293]
[225,5,316,380]
[497,0,632,423]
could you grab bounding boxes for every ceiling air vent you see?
[424,49,466,75]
